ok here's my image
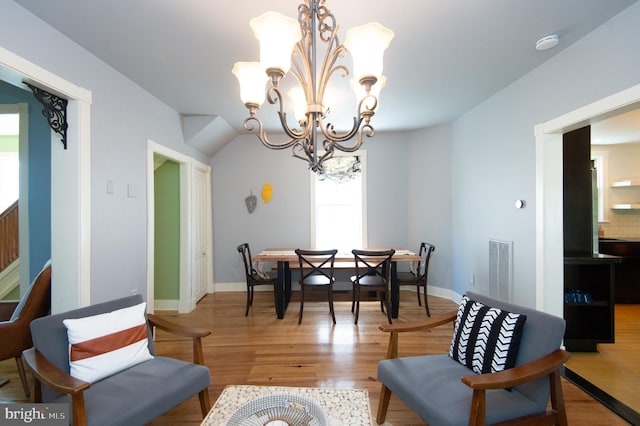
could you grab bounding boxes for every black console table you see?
[563,254,621,352]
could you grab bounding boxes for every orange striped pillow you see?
[63,302,154,383]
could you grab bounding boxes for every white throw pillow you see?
[63,302,154,383]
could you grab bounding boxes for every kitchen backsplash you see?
[594,141,640,239]
[600,212,640,239]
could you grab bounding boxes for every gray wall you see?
[3,0,640,309]
[407,124,453,294]
[1,1,209,304]
[211,131,410,284]
[438,1,640,306]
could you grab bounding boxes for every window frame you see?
[310,151,367,252]
[591,151,608,223]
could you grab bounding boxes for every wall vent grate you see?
[489,239,513,302]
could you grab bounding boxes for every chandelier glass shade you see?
[232,0,393,176]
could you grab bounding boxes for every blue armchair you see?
[22,295,211,426]
[376,292,571,425]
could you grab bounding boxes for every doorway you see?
[1,46,92,314]
[146,139,213,314]
[153,154,180,310]
[0,107,23,299]
[536,83,640,423]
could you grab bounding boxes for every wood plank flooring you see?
[565,304,640,417]
[0,291,630,425]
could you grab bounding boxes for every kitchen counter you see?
[599,238,640,303]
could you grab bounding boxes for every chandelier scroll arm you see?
[321,120,376,155]
[317,114,364,143]
[265,86,312,141]
[242,115,300,151]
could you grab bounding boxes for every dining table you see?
[252,248,422,320]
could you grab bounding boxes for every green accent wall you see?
[0,134,19,151]
[154,158,180,300]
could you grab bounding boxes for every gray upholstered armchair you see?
[22,294,211,426]
[376,292,571,426]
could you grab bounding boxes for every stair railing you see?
[0,201,19,273]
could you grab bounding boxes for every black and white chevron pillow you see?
[449,295,527,374]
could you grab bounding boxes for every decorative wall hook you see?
[25,82,69,149]
[245,190,257,213]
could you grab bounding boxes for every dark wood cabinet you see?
[563,255,620,352]
[562,126,620,351]
[599,239,640,303]
[563,126,594,257]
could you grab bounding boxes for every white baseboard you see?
[154,299,179,311]
[428,286,462,304]
[215,282,280,292]
[214,282,462,304]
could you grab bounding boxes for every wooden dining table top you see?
[252,248,421,263]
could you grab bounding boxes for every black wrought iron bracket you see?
[25,82,69,149]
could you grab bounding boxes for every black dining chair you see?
[237,243,277,316]
[295,248,338,325]
[351,249,395,324]
[397,242,435,316]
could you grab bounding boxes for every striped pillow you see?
[63,302,154,383]
[449,295,526,374]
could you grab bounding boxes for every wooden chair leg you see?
[469,389,486,426]
[199,388,211,417]
[32,376,42,403]
[245,286,251,316]
[351,286,356,313]
[423,285,431,317]
[15,356,30,397]
[550,370,568,426]
[384,298,392,324]
[376,383,392,424]
[328,287,336,324]
[71,393,88,426]
[298,286,305,325]
[354,287,360,324]
[416,285,422,306]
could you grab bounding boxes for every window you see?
[311,153,367,253]
[591,152,608,222]
[0,113,20,212]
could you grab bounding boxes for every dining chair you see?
[350,249,395,324]
[397,242,435,316]
[295,248,338,325]
[237,243,277,316]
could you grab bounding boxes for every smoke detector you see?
[536,34,559,51]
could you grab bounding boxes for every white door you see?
[192,161,212,303]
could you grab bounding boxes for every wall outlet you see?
[130,288,137,295]
[469,273,476,286]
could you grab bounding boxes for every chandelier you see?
[232,0,393,175]
[318,156,361,183]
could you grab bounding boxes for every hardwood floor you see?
[565,304,640,422]
[0,291,630,425]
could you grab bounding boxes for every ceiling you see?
[12,0,640,151]
[592,108,640,145]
